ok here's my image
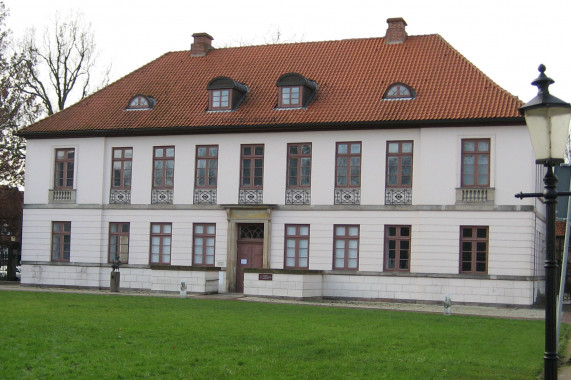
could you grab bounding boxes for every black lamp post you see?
[516,64,571,380]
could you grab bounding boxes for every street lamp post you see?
[515,64,571,380]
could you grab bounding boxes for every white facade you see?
[20,124,545,305]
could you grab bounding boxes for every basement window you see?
[383,83,415,100]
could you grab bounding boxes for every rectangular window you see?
[384,225,411,271]
[386,141,413,187]
[109,222,130,264]
[111,147,133,189]
[284,224,310,269]
[279,86,301,107]
[54,148,75,189]
[336,142,361,187]
[460,226,488,274]
[210,89,230,110]
[193,223,216,266]
[461,139,490,187]
[333,225,359,270]
[150,223,172,265]
[195,145,218,188]
[240,144,264,189]
[287,143,311,188]
[153,146,175,189]
[52,221,71,262]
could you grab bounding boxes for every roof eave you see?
[17,117,525,139]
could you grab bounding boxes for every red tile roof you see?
[19,34,523,138]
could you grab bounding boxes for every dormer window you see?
[126,95,155,110]
[211,90,230,110]
[280,86,301,107]
[207,77,248,111]
[383,83,415,100]
[276,73,317,109]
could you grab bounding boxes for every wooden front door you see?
[236,224,264,293]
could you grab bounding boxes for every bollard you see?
[180,279,187,298]
[443,294,452,315]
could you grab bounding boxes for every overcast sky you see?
[4,0,571,107]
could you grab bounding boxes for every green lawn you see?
[0,291,547,379]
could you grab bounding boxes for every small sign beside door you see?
[258,273,273,281]
[240,259,247,265]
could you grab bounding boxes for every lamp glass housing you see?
[523,106,571,161]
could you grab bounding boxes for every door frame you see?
[223,205,275,292]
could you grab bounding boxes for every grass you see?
[0,291,548,379]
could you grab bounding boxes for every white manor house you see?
[18,18,545,306]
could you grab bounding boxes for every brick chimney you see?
[385,18,407,44]
[191,33,214,57]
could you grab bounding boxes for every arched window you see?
[383,83,415,100]
[126,95,155,110]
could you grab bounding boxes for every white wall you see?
[24,125,536,208]
[270,209,537,276]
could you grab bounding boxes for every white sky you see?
[4,0,571,107]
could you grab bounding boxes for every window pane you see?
[463,142,475,152]
[286,226,297,236]
[299,226,309,236]
[206,225,215,234]
[348,227,359,236]
[335,226,346,236]
[388,143,399,153]
[195,225,204,234]
[402,143,412,153]
[350,144,361,154]
[337,144,347,154]
[478,141,489,151]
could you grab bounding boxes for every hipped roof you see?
[19,33,523,139]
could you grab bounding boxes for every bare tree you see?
[0,2,40,187]
[15,11,98,116]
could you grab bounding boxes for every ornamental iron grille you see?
[110,189,131,204]
[239,224,264,239]
[194,189,217,205]
[151,189,173,204]
[239,189,263,204]
[285,189,311,205]
[334,188,360,205]
[385,188,412,205]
